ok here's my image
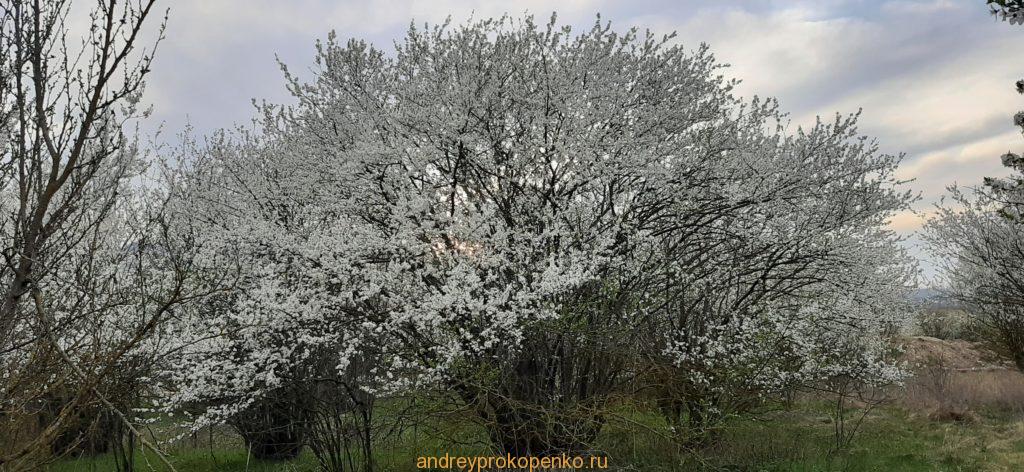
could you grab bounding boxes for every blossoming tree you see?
[164,14,915,458]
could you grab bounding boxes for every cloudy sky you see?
[138,0,1021,282]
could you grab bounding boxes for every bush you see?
[916,309,983,341]
[229,390,309,461]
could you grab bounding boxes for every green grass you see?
[676,405,1024,471]
[49,403,1024,471]
[49,448,319,472]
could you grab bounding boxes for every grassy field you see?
[48,401,1024,472]
[49,337,1024,471]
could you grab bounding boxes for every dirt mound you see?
[899,336,1008,370]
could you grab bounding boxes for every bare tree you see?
[0,1,213,470]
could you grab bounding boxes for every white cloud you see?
[635,1,1020,237]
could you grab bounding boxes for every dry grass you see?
[901,336,1024,421]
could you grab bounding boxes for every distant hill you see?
[910,287,961,310]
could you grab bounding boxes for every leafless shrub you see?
[916,309,984,341]
[901,353,1024,422]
